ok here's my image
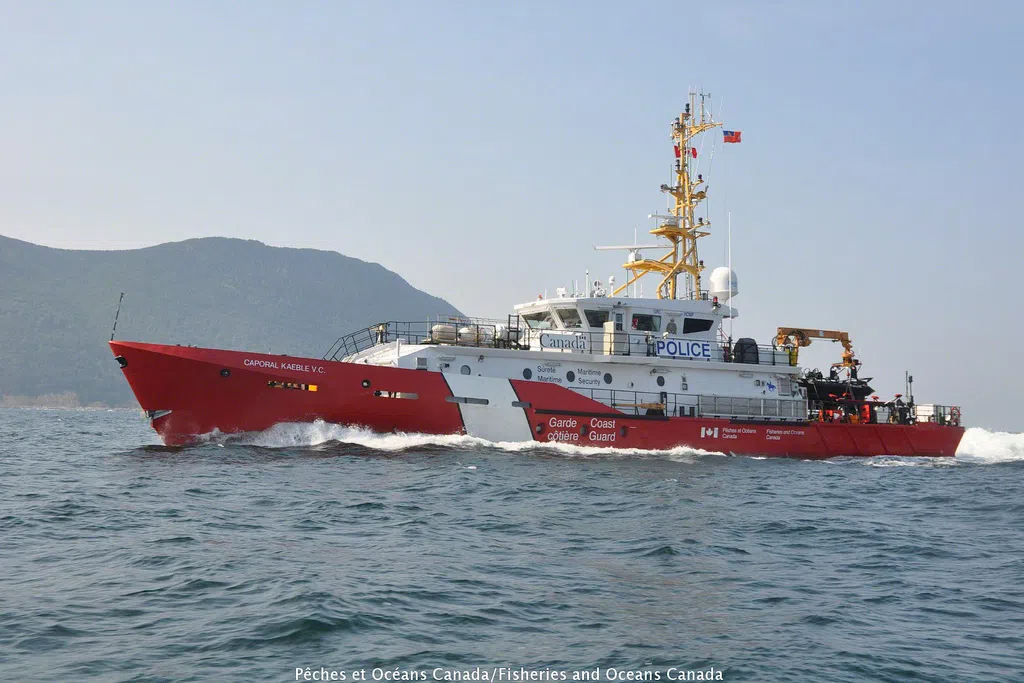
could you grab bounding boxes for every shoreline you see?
[0,392,134,410]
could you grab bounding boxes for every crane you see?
[775,327,857,368]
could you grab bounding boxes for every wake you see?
[955,427,1024,464]
[216,421,1024,464]
[227,420,721,461]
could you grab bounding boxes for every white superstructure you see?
[334,92,809,432]
[339,290,806,425]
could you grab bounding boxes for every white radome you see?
[709,266,738,301]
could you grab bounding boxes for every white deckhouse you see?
[327,93,808,442]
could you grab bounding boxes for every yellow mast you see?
[612,92,722,299]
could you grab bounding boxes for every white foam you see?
[235,420,481,451]
[214,421,1024,465]
[843,427,1024,467]
[223,419,721,461]
[955,427,1024,463]
[862,456,955,468]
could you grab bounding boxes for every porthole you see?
[620,426,629,438]
[656,375,665,387]
[361,379,371,388]
[603,373,613,385]
[580,424,590,436]
[460,365,471,375]
[523,368,533,380]
[535,423,544,434]
[566,370,576,383]
[219,368,231,378]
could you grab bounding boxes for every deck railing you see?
[323,317,794,368]
[807,400,962,427]
[322,316,524,361]
[568,387,807,421]
[527,328,792,366]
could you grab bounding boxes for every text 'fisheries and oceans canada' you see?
[295,668,723,682]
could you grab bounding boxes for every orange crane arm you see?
[775,327,857,367]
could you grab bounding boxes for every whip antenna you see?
[110,292,124,341]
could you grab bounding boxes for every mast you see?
[612,91,722,299]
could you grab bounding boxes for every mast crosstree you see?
[611,92,722,300]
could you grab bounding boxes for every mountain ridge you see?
[0,234,462,405]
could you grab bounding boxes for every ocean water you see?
[1,408,1022,683]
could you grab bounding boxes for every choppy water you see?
[1,408,1022,682]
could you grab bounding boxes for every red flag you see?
[691,147,697,158]
[723,130,742,143]
[673,145,681,158]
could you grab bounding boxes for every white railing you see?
[698,396,806,420]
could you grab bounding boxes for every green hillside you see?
[0,235,461,405]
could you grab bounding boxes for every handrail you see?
[807,399,962,427]
[567,387,807,420]
[318,319,961,427]
[322,316,793,367]
[323,315,525,361]
[519,327,791,367]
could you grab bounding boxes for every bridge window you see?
[584,310,610,328]
[683,318,715,334]
[554,307,583,329]
[522,311,555,330]
[631,314,661,332]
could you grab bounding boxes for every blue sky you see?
[2,1,1021,429]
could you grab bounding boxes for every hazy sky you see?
[2,1,1022,430]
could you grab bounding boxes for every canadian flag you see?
[700,427,719,438]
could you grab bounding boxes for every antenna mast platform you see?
[612,92,722,300]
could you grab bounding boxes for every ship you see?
[110,93,964,457]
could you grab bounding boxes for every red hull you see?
[110,341,963,458]
[512,381,962,458]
